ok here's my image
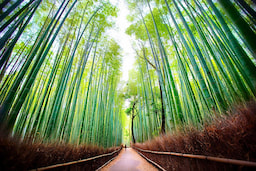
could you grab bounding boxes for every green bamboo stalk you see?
[217,0,256,59]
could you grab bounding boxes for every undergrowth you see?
[0,134,121,171]
[133,101,256,171]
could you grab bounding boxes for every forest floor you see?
[100,148,158,171]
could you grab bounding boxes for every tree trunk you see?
[131,101,136,143]
[131,115,136,143]
[159,81,165,134]
[140,52,166,134]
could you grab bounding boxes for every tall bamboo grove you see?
[125,0,256,142]
[0,0,123,147]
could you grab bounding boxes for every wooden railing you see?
[134,146,256,169]
[31,146,122,171]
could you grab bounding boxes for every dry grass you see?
[133,101,256,170]
[0,135,121,171]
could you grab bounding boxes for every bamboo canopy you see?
[0,0,255,148]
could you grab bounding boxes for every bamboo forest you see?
[0,0,256,170]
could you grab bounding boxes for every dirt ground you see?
[100,148,158,171]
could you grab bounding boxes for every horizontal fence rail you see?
[134,148,166,171]
[95,155,119,171]
[31,147,122,171]
[133,146,256,168]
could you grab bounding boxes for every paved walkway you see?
[100,148,158,171]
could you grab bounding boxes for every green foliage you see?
[125,0,256,142]
[1,0,256,147]
[0,0,123,148]
[125,107,133,115]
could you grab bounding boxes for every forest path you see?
[100,148,158,171]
